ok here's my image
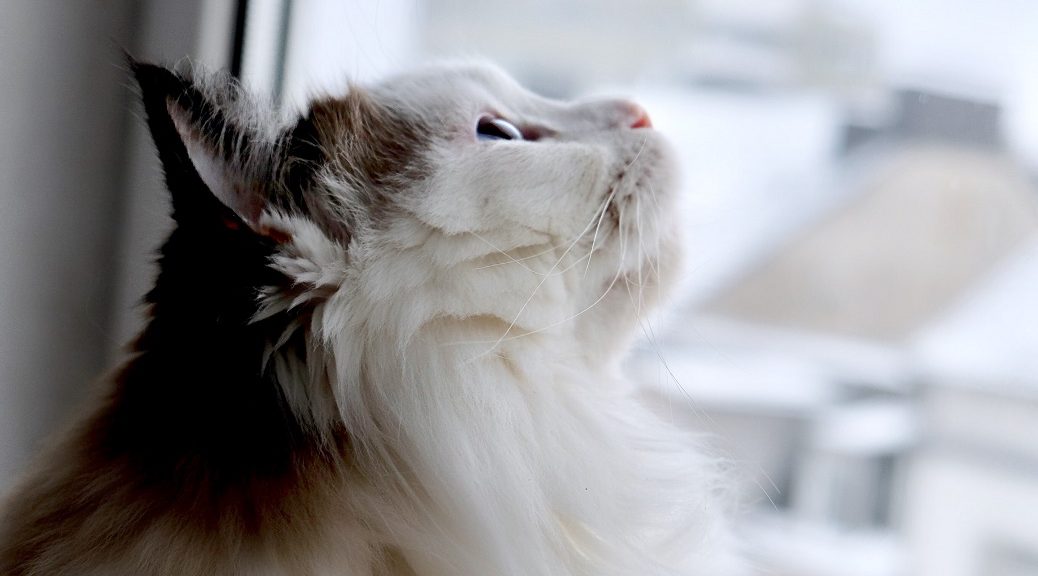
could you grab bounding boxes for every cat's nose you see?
[606,100,652,129]
[577,99,654,131]
[626,102,652,129]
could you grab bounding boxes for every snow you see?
[912,235,1038,395]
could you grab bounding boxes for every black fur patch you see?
[103,60,310,486]
[131,61,252,226]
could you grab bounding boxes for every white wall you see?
[0,0,232,491]
[280,0,417,110]
[108,0,233,349]
[0,0,137,489]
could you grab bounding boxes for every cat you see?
[0,58,737,575]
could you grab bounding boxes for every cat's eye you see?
[476,116,524,141]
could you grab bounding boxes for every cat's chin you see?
[573,242,681,362]
[590,179,684,357]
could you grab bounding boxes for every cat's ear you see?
[131,59,275,232]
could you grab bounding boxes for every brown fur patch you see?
[308,88,428,186]
[272,87,430,244]
[0,379,363,576]
[293,88,431,239]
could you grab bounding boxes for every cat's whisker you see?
[469,200,608,360]
[635,196,646,295]
[614,188,709,422]
[458,196,630,349]
[493,257,627,342]
[621,250,715,425]
[472,243,562,270]
[470,189,614,280]
[468,231,541,275]
[480,244,594,278]
[492,203,631,344]
[624,134,650,172]
[583,186,618,278]
[624,278,704,420]
[508,198,613,277]
[554,250,595,275]
[653,186,664,325]
[636,198,657,285]
[644,185,661,280]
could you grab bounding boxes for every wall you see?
[0,0,137,488]
[0,0,231,491]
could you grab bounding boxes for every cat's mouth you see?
[605,143,660,223]
[587,132,678,276]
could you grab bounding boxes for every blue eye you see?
[477,116,523,141]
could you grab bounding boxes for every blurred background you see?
[2,1,1037,574]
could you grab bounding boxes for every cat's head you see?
[134,59,682,377]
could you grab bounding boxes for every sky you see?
[837,0,1038,166]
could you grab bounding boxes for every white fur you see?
[253,63,740,575]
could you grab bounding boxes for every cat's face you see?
[136,60,681,358]
[370,65,674,240]
[356,65,682,320]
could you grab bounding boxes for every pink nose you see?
[629,104,652,129]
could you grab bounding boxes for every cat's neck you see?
[102,221,309,481]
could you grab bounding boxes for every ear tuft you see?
[131,58,275,235]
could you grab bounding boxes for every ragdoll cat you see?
[0,59,736,575]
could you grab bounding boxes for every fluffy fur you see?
[0,60,737,575]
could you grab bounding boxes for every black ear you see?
[131,59,271,230]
